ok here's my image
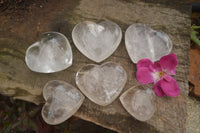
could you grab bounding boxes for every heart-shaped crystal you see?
[25,32,72,73]
[41,80,84,125]
[125,23,172,63]
[76,62,127,106]
[72,21,122,62]
[120,85,155,121]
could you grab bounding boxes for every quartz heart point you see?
[125,23,172,63]
[120,85,155,121]
[42,80,84,125]
[25,32,72,73]
[72,21,122,62]
[76,62,127,106]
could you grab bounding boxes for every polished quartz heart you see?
[72,21,122,62]
[41,80,84,125]
[125,23,172,63]
[120,85,155,121]
[76,62,127,106]
[25,32,72,73]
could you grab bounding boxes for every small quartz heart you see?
[120,85,155,121]
[125,23,172,63]
[76,62,127,106]
[42,80,84,125]
[25,32,72,73]
[72,21,122,62]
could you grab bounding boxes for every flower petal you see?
[170,69,176,75]
[136,67,154,84]
[163,74,172,82]
[159,53,178,75]
[152,62,162,72]
[153,83,166,97]
[159,76,180,97]
[137,58,153,69]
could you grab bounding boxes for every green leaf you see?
[191,30,200,47]
[3,121,10,126]
[12,121,21,129]
[28,119,37,131]
[22,117,29,126]
[191,26,200,29]
[2,125,11,133]
[3,104,11,112]
[64,130,70,133]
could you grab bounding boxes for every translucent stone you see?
[120,85,155,121]
[25,32,72,73]
[125,23,172,63]
[42,80,84,125]
[76,62,127,106]
[72,21,122,63]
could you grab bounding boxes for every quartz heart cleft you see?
[72,21,122,63]
[120,85,155,121]
[125,23,172,63]
[25,32,72,73]
[76,62,127,106]
[42,80,84,125]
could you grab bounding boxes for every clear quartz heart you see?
[72,21,122,63]
[120,85,155,121]
[25,32,72,73]
[41,80,84,125]
[76,62,127,106]
[125,23,172,63]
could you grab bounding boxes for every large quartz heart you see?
[41,80,85,125]
[25,32,72,73]
[72,21,122,62]
[125,23,172,63]
[120,85,155,121]
[76,62,127,106]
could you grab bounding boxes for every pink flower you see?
[136,53,180,97]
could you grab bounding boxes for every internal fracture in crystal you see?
[25,32,72,73]
[120,85,155,121]
[72,21,122,62]
[42,80,84,125]
[125,23,172,63]
[76,62,127,106]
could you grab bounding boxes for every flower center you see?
[159,71,164,77]
[152,71,165,82]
